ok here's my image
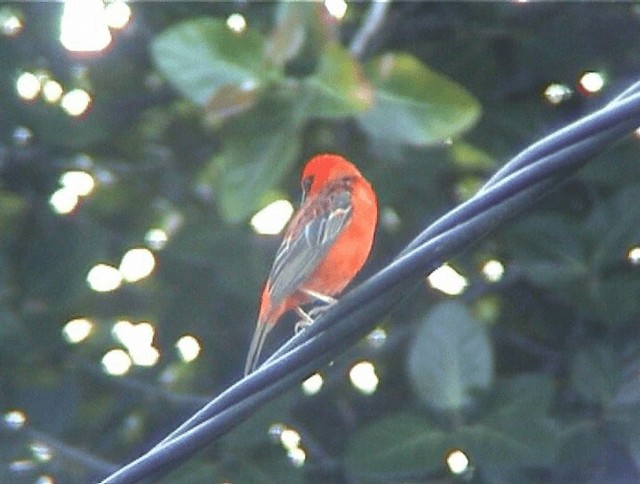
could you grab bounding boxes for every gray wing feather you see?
[267,191,352,307]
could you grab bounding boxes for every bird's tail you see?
[244,321,271,376]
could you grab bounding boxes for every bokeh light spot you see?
[62,318,94,343]
[0,8,23,37]
[349,361,379,395]
[30,442,52,463]
[13,126,33,146]
[280,428,301,450]
[427,264,468,296]
[49,187,79,215]
[366,327,387,349]
[42,79,63,103]
[226,13,246,34]
[446,449,470,475]
[543,83,572,105]
[60,88,92,116]
[287,447,306,467]
[481,259,505,282]
[101,349,132,376]
[579,71,605,94]
[145,228,169,250]
[87,264,122,292]
[4,410,26,430]
[60,170,95,196]
[324,0,348,19]
[175,335,201,362]
[250,199,294,235]
[16,72,40,100]
[60,0,111,52]
[104,0,131,29]
[301,373,323,395]
[627,246,640,266]
[119,248,155,282]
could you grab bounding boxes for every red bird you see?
[244,154,378,375]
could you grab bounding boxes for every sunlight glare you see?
[104,0,131,30]
[268,423,286,443]
[324,0,348,20]
[16,72,40,100]
[102,349,132,376]
[446,449,470,475]
[49,187,79,215]
[4,410,26,430]
[543,83,572,105]
[176,335,201,362]
[119,248,155,282]
[13,126,32,146]
[0,8,23,37]
[579,71,605,94]
[60,170,95,196]
[30,442,52,463]
[87,264,122,292]
[226,13,246,34]
[250,199,294,235]
[349,361,379,395]
[481,259,505,282]
[301,373,323,395]
[287,447,306,468]
[112,320,159,366]
[366,327,387,349]
[427,264,468,296]
[112,320,154,348]
[62,318,94,343]
[60,0,112,52]
[627,246,640,266]
[42,80,63,103]
[280,428,301,450]
[145,228,169,250]
[129,345,160,367]
[60,88,92,116]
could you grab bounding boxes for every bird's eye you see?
[302,175,314,194]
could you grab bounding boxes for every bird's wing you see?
[266,185,352,307]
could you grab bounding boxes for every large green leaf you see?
[357,53,481,145]
[345,412,448,477]
[406,301,494,412]
[505,189,640,324]
[152,18,273,105]
[264,3,315,67]
[460,374,557,468]
[300,43,372,118]
[200,95,302,223]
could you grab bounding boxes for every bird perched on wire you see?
[244,154,378,375]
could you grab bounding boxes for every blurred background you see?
[2,2,640,483]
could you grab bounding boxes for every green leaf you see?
[199,95,302,223]
[450,141,497,170]
[265,3,314,66]
[506,215,588,288]
[557,419,603,469]
[406,301,494,412]
[300,43,372,118]
[152,18,272,105]
[204,82,261,126]
[570,343,618,405]
[223,392,295,450]
[357,53,481,145]
[612,360,640,408]
[345,412,448,477]
[588,185,640,270]
[460,374,558,467]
